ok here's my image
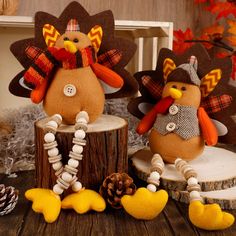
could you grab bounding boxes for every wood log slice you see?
[130,146,236,192]
[35,114,128,191]
[169,186,236,210]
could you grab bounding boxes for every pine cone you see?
[0,184,19,216]
[100,173,136,209]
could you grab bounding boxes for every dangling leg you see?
[175,158,234,230]
[61,111,106,214]
[25,114,63,223]
[121,153,168,220]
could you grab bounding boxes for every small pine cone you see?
[100,173,136,209]
[0,184,19,216]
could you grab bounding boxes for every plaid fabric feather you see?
[98,49,122,68]
[141,75,163,99]
[24,46,97,88]
[201,94,233,114]
[25,46,43,61]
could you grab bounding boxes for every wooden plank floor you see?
[0,171,236,236]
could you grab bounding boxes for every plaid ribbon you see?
[25,46,43,61]
[141,75,163,99]
[201,94,233,114]
[97,49,122,68]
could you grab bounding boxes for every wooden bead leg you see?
[147,153,165,192]
[175,158,203,202]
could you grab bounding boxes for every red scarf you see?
[24,46,96,89]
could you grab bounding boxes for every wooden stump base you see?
[169,186,236,210]
[130,146,236,209]
[35,114,128,191]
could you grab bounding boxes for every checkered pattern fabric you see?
[141,75,163,99]
[97,49,122,68]
[24,46,97,88]
[25,46,43,61]
[66,19,80,32]
[201,94,233,114]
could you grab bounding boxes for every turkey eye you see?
[64,37,69,41]
[181,86,186,91]
[73,38,79,43]
[172,85,177,89]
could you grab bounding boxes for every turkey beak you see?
[64,41,78,54]
[169,88,182,100]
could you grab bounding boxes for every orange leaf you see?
[226,36,236,46]
[227,19,236,35]
[207,2,236,19]
[198,34,213,49]
[203,23,224,36]
[173,28,194,54]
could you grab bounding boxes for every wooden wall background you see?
[17,0,215,34]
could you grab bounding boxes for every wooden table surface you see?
[0,170,236,236]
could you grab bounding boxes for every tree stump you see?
[130,146,236,209]
[35,114,128,191]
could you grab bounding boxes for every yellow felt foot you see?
[25,188,61,223]
[61,189,106,214]
[121,187,168,220]
[189,201,235,230]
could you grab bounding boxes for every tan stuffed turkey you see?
[149,57,209,163]
[26,20,123,124]
[126,49,235,230]
[9,2,138,223]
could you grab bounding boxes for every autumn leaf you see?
[202,23,224,41]
[226,36,236,46]
[207,2,236,20]
[198,33,213,49]
[227,19,236,35]
[173,28,194,54]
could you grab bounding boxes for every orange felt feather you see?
[30,79,48,104]
[91,63,124,88]
[198,107,218,146]
[136,96,174,135]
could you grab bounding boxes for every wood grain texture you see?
[131,147,236,209]
[1,170,236,235]
[0,171,34,236]
[35,115,128,191]
[17,0,215,33]
[169,186,236,210]
[131,147,236,191]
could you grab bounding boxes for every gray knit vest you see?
[154,104,200,140]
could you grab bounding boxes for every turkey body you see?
[149,130,205,164]
[43,66,105,124]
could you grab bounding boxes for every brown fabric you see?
[167,68,196,86]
